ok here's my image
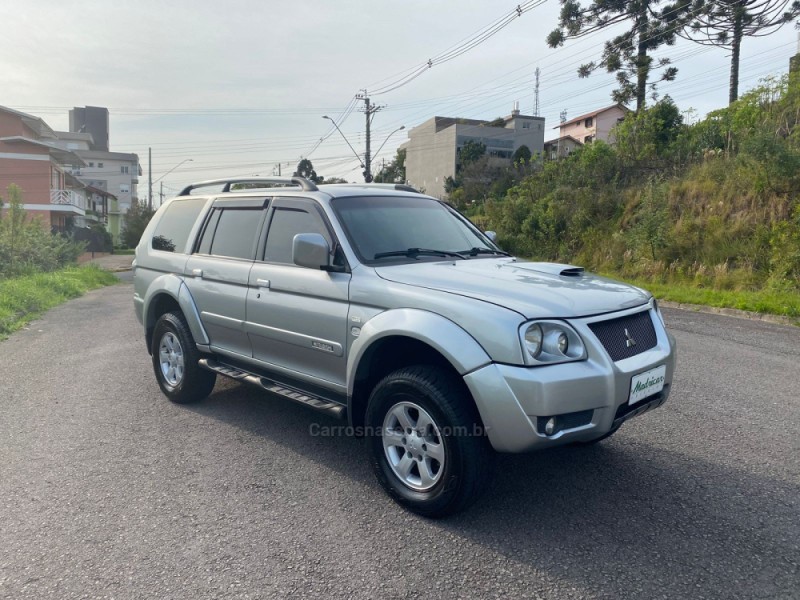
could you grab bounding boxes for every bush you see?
[0,184,85,279]
[121,200,156,248]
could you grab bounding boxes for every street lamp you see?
[370,125,405,173]
[152,158,193,207]
[153,158,193,185]
[322,115,365,171]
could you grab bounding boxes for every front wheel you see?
[365,366,494,518]
[151,311,216,404]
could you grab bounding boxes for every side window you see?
[196,208,222,255]
[151,199,205,253]
[208,208,263,260]
[263,207,328,264]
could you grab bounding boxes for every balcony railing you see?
[50,189,86,210]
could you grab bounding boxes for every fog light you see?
[545,417,557,435]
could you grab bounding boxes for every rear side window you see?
[151,200,205,253]
[196,208,263,260]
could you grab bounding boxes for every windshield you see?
[331,195,499,265]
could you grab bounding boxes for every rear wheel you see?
[151,311,216,404]
[366,365,494,518]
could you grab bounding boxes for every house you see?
[554,104,631,145]
[543,135,583,160]
[404,104,545,199]
[72,150,141,215]
[0,106,87,230]
[54,117,142,216]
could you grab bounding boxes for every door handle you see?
[192,268,203,277]
[256,278,270,288]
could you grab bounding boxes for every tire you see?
[365,365,494,518]
[151,311,216,404]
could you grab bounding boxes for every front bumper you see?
[464,305,677,452]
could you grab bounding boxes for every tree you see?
[458,140,487,167]
[321,177,350,184]
[294,158,323,183]
[677,0,800,103]
[614,96,684,163]
[121,199,156,249]
[547,0,697,110]
[374,148,407,183]
[512,145,533,164]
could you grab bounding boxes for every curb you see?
[660,300,799,327]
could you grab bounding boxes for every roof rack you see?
[322,183,421,193]
[179,176,318,196]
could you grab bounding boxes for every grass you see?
[611,276,800,323]
[0,265,119,338]
[113,248,136,255]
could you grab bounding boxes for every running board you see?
[199,358,346,419]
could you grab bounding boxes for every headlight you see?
[519,321,586,366]
[523,323,543,358]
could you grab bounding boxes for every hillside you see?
[472,75,800,316]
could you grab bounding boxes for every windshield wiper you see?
[374,248,467,260]
[464,247,512,257]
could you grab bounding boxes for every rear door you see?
[184,197,269,358]
[245,197,351,390]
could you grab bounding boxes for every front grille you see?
[588,309,657,361]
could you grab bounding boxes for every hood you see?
[375,259,650,318]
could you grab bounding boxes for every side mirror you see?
[293,233,331,270]
[485,230,498,243]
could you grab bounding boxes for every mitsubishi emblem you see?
[624,328,637,348]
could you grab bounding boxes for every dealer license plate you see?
[629,365,666,405]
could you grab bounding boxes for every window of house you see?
[523,122,530,129]
[98,162,104,168]
[585,117,593,127]
[584,135,594,144]
[120,184,130,193]
[121,166,129,174]
[88,162,94,167]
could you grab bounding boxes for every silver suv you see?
[134,177,676,517]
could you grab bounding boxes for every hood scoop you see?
[502,261,585,277]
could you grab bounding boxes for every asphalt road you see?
[1,282,797,599]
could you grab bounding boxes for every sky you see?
[3,0,797,200]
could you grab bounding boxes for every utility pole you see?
[159,182,164,207]
[534,67,540,117]
[148,147,152,210]
[356,92,382,182]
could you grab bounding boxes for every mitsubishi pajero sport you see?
[134,177,676,517]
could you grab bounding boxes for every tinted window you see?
[264,208,327,264]
[209,208,262,260]
[196,208,221,255]
[332,196,492,263]
[151,199,206,253]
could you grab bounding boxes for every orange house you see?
[0,106,87,230]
